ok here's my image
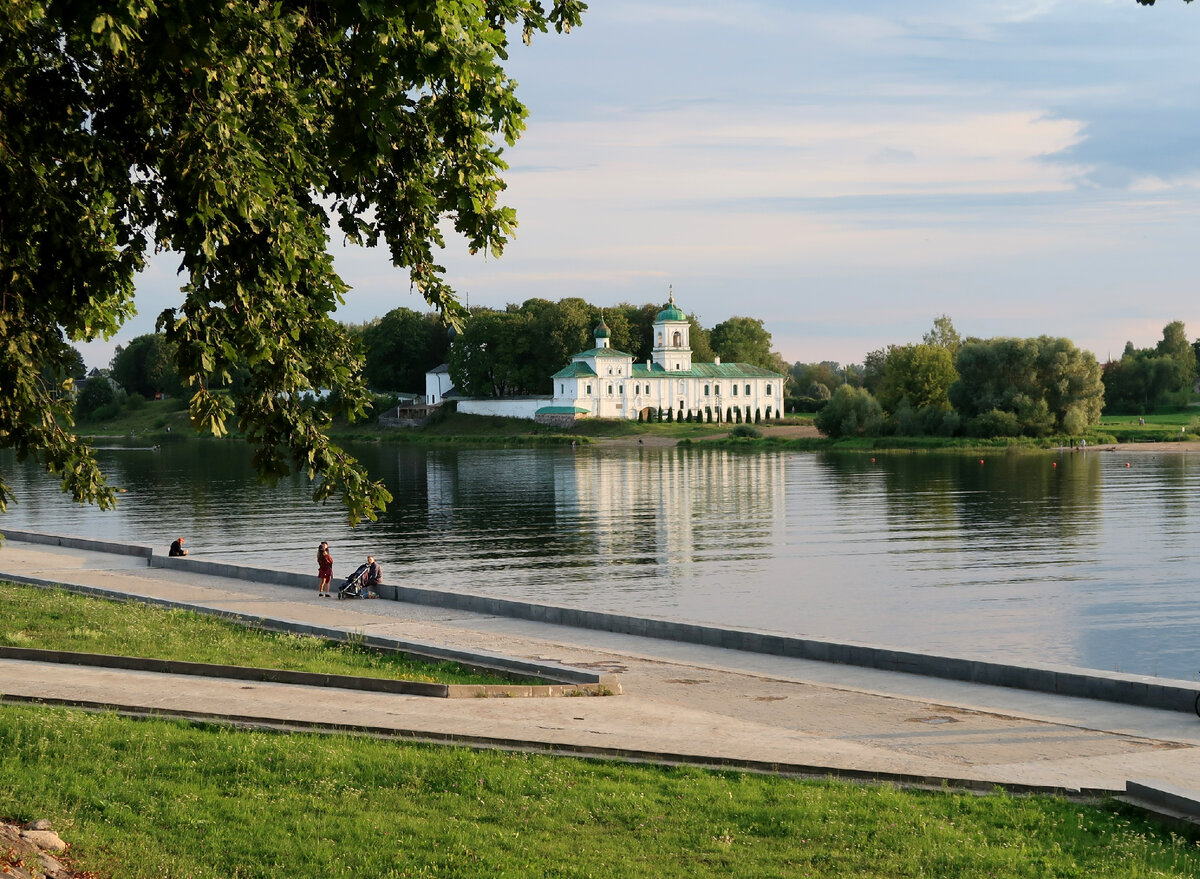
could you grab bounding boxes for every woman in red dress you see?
[317,542,333,597]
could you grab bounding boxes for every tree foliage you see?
[710,316,779,370]
[814,385,884,438]
[111,334,183,399]
[360,309,449,393]
[949,337,1103,436]
[1102,321,1196,414]
[0,0,584,521]
[875,343,957,415]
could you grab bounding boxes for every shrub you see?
[967,408,1020,438]
[814,385,884,438]
[729,424,762,439]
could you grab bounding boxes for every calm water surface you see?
[2,441,1198,680]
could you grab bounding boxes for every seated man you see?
[364,555,382,588]
[169,537,188,557]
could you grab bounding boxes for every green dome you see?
[656,296,686,322]
[594,319,611,338]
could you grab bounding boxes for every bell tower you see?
[651,287,692,371]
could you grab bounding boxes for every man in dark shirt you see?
[169,537,188,557]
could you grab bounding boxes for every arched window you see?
[732,385,738,396]
[745,384,751,395]
[672,331,682,347]
[607,384,613,395]
[704,384,710,396]
[657,332,663,346]
[766,384,773,396]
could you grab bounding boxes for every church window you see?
[745,384,751,395]
[619,385,624,394]
[672,331,682,347]
[732,385,738,396]
[586,384,592,394]
[715,384,721,395]
[704,384,710,396]
[766,384,773,396]
[607,384,613,395]
[657,332,663,346]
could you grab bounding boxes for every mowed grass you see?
[1100,409,1200,442]
[2,705,1198,879]
[0,583,517,685]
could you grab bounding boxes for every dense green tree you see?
[949,337,1103,436]
[0,0,584,521]
[1155,320,1197,388]
[814,385,883,438]
[447,310,537,398]
[1103,322,1196,413]
[74,376,118,422]
[922,315,963,353]
[875,343,957,415]
[862,348,888,395]
[1102,347,1185,414]
[710,316,775,369]
[524,297,596,380]
[111,334,182,399]
[360,309,448,393]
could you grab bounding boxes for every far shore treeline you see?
[63,302,1198,440]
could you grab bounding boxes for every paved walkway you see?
[3,539,1200,797]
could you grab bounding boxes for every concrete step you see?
[1119,779,1200,827]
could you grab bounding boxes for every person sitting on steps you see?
[169,537,188,557]
[364,555,382,589]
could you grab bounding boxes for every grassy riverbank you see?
[72,396,1200,451]
[0,584,516,685]
[3,704,1197,878]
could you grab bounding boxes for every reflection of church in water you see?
[424,448,787,574]
[541,292,786,423]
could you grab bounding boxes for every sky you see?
[79,0,1200,372]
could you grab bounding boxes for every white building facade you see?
[541,294,786,422]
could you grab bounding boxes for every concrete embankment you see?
[3,531,1200,805]
[4,527,1197,714]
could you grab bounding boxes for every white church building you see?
[537,293,786,423]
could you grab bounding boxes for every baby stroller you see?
[337,563,376,599]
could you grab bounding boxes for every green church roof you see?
[655,289,686,322]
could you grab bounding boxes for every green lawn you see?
[0,583,518,685]
[1099,409,1200,443]
[2,705,1197,878]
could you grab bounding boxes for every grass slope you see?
[0,584,514,685]
[2,706,1197,878]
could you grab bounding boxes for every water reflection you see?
[2,443,1198,679]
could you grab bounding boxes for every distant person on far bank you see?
[169,537,188,557]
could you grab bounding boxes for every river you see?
[2,440,1198,681]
